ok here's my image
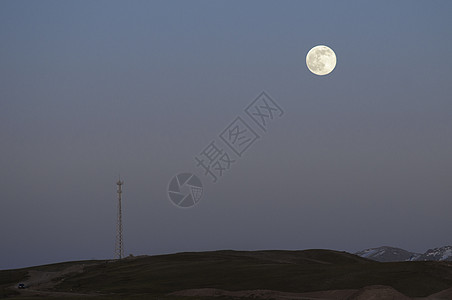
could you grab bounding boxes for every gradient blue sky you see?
[1,0,452,270]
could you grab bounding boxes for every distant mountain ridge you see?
[355,245,452,262]
[418,246,452,261]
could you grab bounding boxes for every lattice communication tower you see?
[115,178,124,259]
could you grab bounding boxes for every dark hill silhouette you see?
[1,249,452,299]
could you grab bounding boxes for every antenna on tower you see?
[115,176,124,259]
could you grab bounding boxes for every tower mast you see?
[115,177,124,259]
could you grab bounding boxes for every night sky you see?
[1,0,452,270]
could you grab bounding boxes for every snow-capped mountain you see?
[355,246,421,262]
[355,246,452,262]
[417,246,452,261]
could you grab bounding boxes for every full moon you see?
[306,45,337,76]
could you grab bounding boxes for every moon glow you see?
[306,45,337,76]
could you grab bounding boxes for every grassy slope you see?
[2,250,452,299]
[0,269,27,298]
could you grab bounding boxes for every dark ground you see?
[1,249,452,299]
